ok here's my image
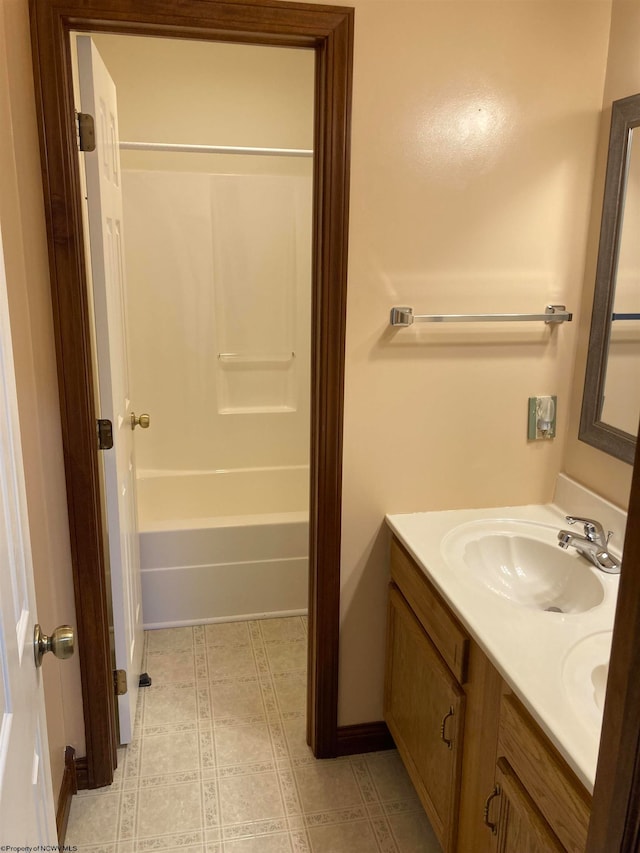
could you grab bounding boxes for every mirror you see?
[580,93,640,464]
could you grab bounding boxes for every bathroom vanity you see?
[385,491,623,853]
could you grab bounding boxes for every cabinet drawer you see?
[391,536,469,683]
[498,693,591,853]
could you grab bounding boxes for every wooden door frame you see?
[29,0,353,788]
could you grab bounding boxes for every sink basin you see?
[562,631,612,730]
[441,520,605,613]
[591,663,608,713]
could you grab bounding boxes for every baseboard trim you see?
[143,608,308,630]
[335,721,395,756]
[56,746,78,844]
[75,755,89,790]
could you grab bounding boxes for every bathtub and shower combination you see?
[122,166,314,630]
[137,466,309,628]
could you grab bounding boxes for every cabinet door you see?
[384,585,465,853]
[488,759,565,853]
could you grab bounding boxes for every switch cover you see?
[528,396,557,440]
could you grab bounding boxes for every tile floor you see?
[66,617,442,852]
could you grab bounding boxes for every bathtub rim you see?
[136,463,311,479]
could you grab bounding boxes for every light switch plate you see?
[528,395,557,440]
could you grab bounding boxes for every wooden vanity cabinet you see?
[385,536,593,853]
[385,585,466,852]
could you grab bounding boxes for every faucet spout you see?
[557,531,572,550]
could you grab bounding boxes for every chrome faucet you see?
[557,515,620,573]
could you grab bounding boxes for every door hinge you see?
[114,669,128,696]
[76,112,96,152]
[97,419,113,450]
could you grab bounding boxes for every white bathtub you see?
[137,467,309,628]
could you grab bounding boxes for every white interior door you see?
[0,225,57,842]
[77,34,144,744]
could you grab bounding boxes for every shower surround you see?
[122,166,312,626]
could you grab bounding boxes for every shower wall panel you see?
[121,167,312,474]
[212,174,300,414]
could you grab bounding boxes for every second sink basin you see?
[562,631,612,731]
[441,520,605,613]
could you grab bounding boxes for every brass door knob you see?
[131,412,150,430]
[34,624,75,668]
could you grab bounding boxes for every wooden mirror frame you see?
[580,93,640,465]
[29,0,353,788]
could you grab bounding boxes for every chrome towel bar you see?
[389,305,573,327]
[612,312,640,321]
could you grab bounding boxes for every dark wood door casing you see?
[586,430,640,852]
[29,0,353,787]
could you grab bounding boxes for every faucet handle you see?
[565,516,607,544]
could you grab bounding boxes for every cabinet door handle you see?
[483,784,501,835]
[440,706,455,749]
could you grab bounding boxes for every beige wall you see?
[564,0,639,508]
[92,35,314,154]
[0,0,84,801]
[338,0,611,725]
[2,0,627,803]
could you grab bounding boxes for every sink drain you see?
[545,606,564,613]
